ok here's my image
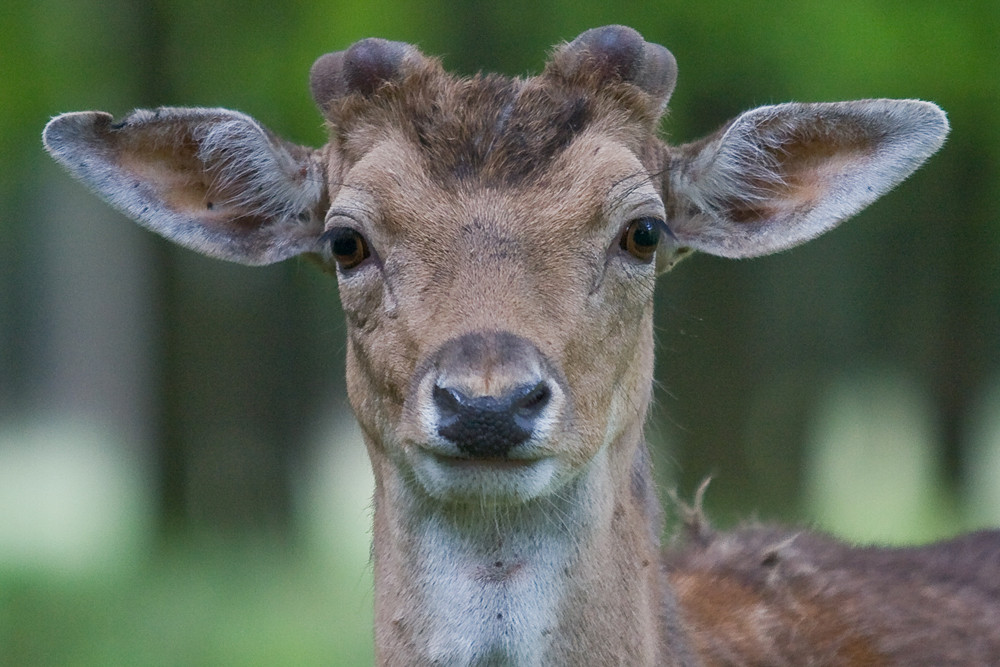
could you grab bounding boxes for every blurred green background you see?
[2,0,998,663]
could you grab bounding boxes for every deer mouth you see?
[409,446,563,503]
[432,453,543,470]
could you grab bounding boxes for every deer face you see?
[324,125,676,503]
[302,29,688,504]
[298,31,688,502]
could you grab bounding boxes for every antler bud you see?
[549,25,678,113]
[310,38,417,110]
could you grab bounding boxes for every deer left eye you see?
[619,217,662,263]
[325,227,370,270]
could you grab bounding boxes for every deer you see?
[43,24,1000,666]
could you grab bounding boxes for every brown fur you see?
[668,510,1000,665]
[322,48,662,190]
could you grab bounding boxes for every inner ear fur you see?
[665,99,949,259]
[43,107,329,265]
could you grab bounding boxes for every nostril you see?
[514,381,551,418]
[432,385,464,422]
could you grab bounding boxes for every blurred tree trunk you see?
[128,0,184,537]
[129,1,319,536]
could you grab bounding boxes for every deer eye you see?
[619,217,662,263]
[325,227,370,270]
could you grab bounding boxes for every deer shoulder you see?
[668,506,1000,665]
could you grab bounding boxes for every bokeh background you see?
[2,0,998,663]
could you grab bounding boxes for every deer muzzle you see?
[403,330,570,502]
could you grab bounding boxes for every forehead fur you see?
[323,55,664,188]
[345,128,657,239]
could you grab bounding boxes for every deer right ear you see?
[42,108,330,265]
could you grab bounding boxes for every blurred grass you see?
[0,413,377,665]
[0,539,374,666]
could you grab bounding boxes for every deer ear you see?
[664,99,949,258]
[42,108,329,265]
[547,25,677,114]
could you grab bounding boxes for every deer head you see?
[44,25,949,665]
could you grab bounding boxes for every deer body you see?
[670,517,1000,664]
[44,25,1000,665]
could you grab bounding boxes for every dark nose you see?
[433,381,552,458]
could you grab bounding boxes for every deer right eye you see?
[619,216,662,263]
[325,227,371,270]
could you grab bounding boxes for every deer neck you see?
[368,424,691,666]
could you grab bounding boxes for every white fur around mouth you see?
[409,449,561,503]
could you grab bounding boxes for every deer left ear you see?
[664,99,949,259]
[43,108,330,265]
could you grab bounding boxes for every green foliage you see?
[1,540,374,666]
